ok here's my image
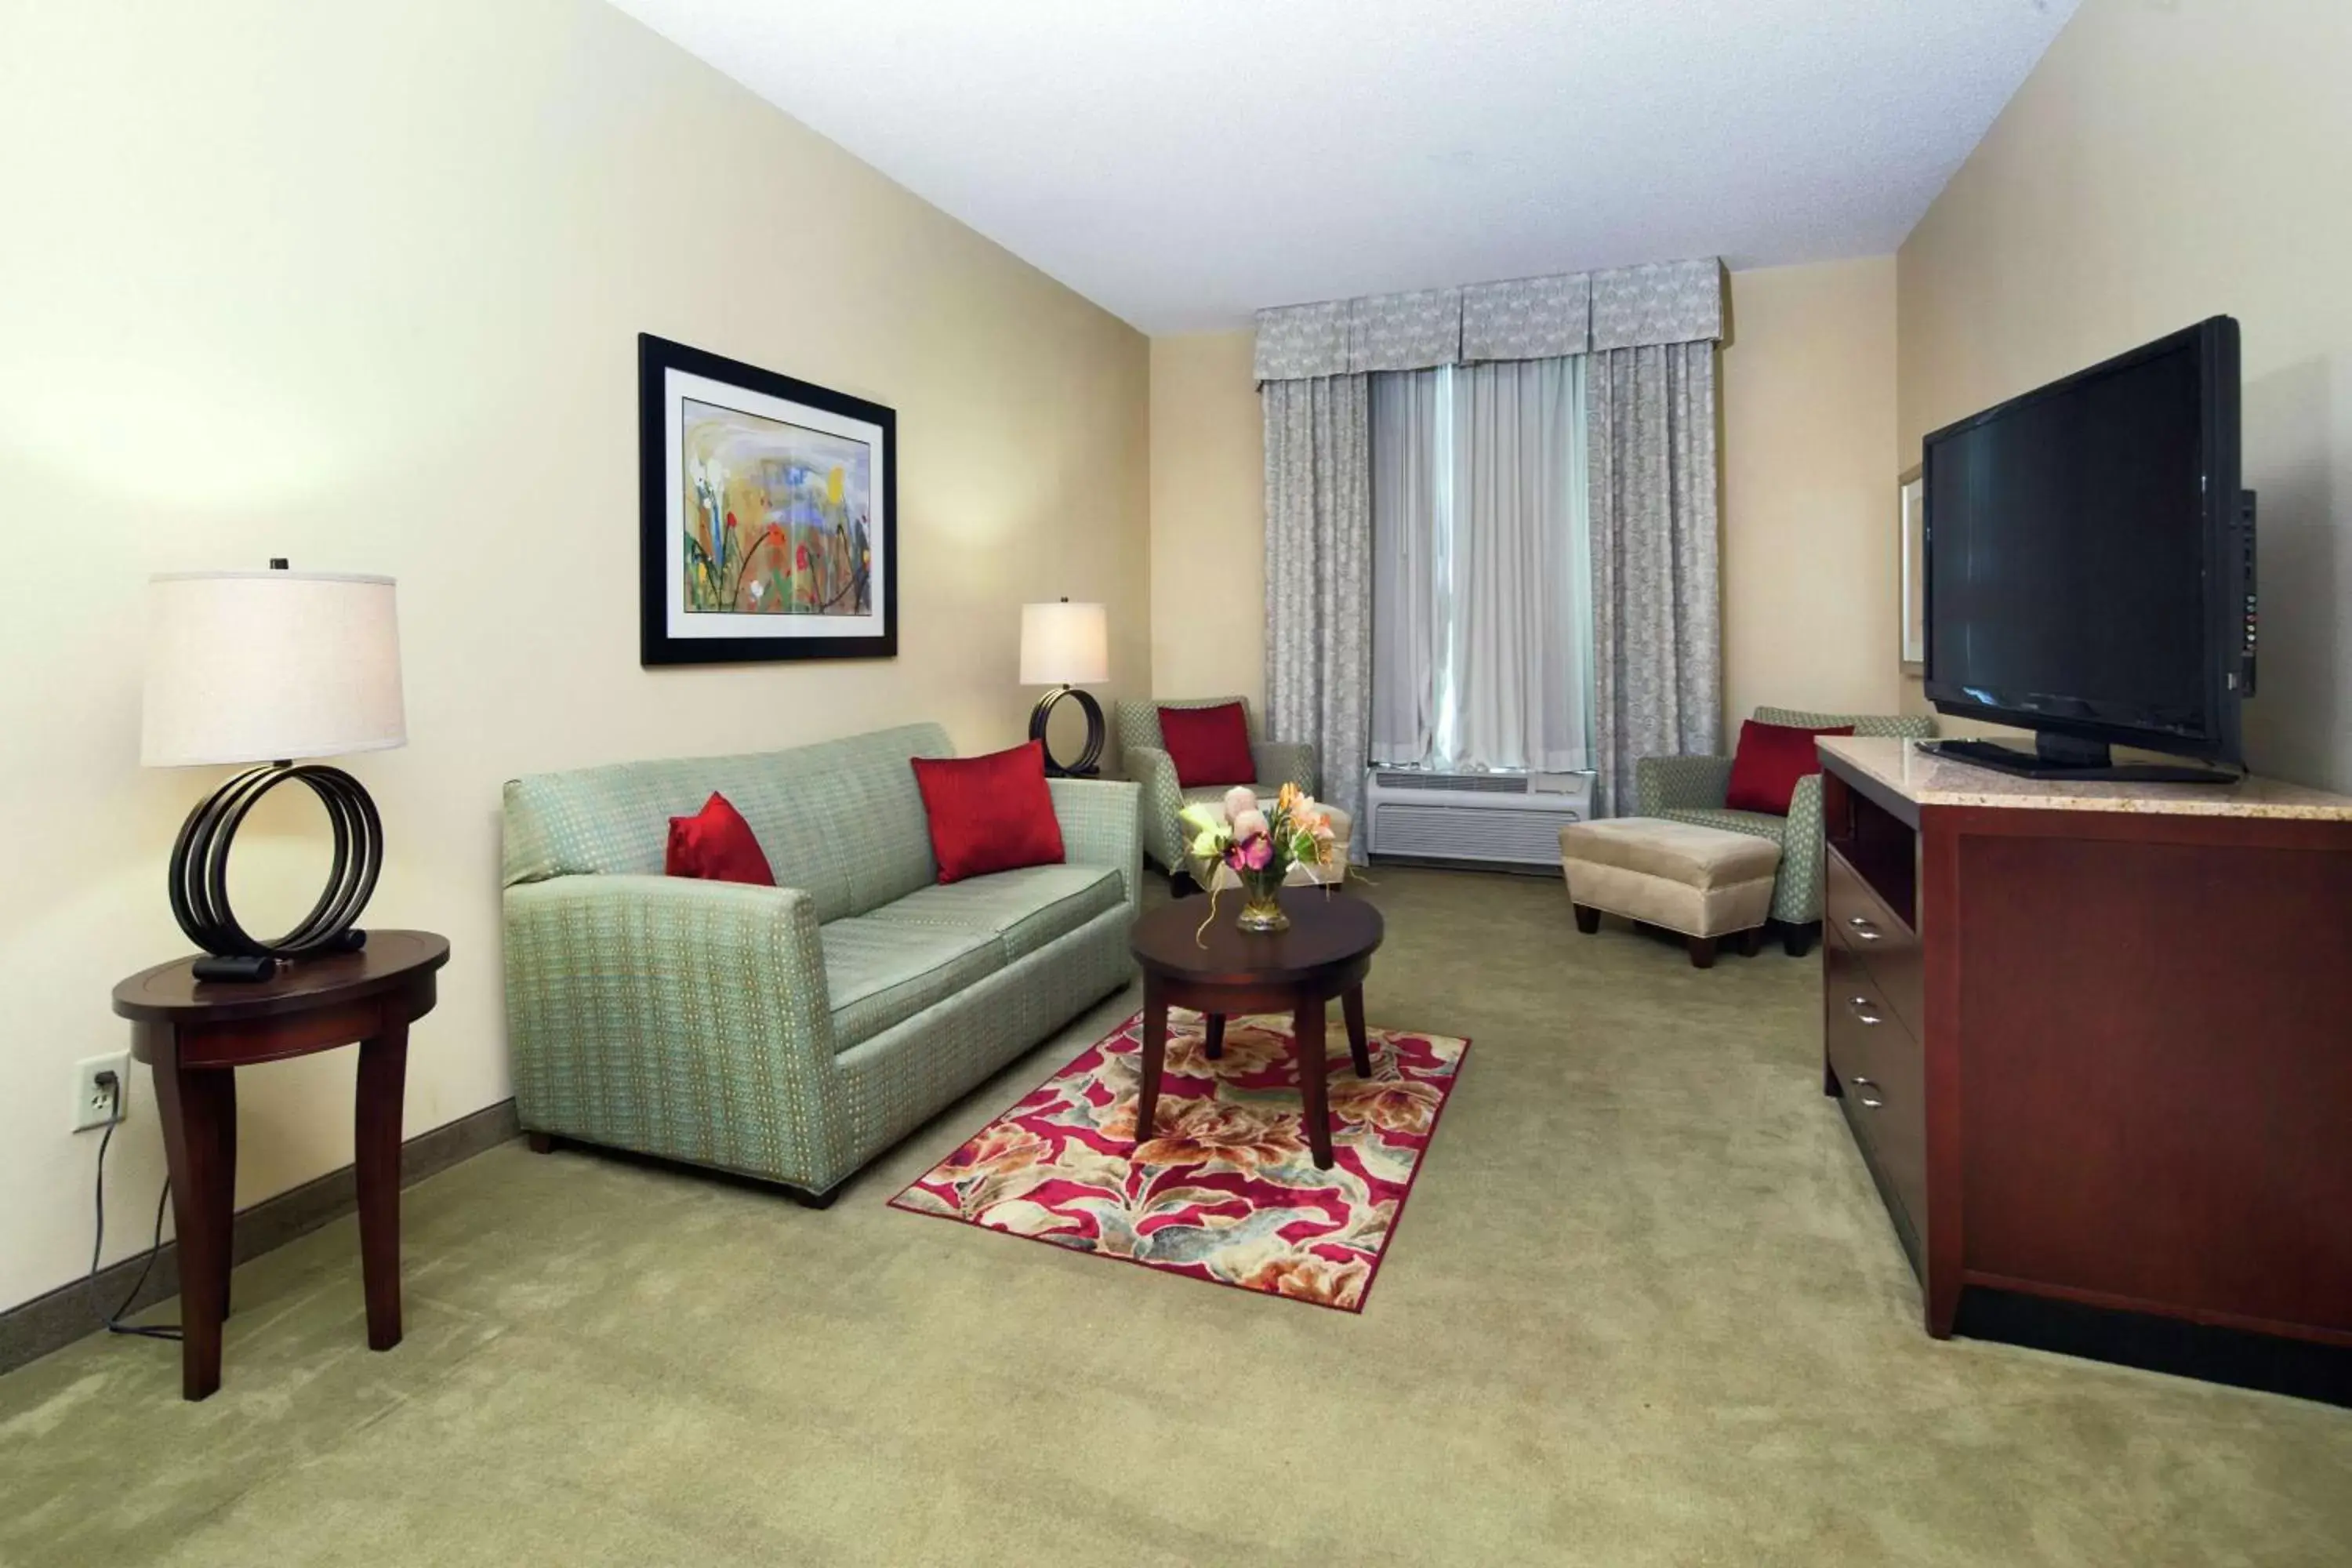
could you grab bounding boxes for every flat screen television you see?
[1921,316,2256,782]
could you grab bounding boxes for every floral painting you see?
[679,399,873,617]
[639,334,896,665]
[891,1008,1470,1312]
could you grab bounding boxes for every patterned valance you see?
[1254,257,1723,382]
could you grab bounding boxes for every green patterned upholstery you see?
[1632,707,1935,924]
[502,731,1141,1198]
[1112,697,1319,872]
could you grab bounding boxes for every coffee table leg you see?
[1136,983,1168,1149]
[1294,999,1334,1170]
[1342,985,1371,1077]
[1204,1014,1225,1062]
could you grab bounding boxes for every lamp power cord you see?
[86,1070,181,1342]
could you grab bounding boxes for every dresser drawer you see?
[1826,850,1923,1036]
[1831,971,1927,1237]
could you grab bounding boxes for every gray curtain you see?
[1588,340,1720,815]
[1369,367,1446,767]
[1263,374,1372,829]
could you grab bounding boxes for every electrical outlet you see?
[72,1053,131,1133]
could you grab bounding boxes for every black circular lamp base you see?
[169,763,384,982]
[1028,686,1105,778]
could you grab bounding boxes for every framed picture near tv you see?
[638,333,897,665]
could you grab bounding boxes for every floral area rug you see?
[889,1009,1470,1312]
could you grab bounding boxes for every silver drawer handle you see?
[1851,1074,1875,1087]
[1847,916,1882,942]
[1858,1093,1885,1109]
[1847,996,1882,1025]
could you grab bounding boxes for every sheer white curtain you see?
[1369,368,1447,765]
[1368,357,1592,773]
[1447,356,1592,771]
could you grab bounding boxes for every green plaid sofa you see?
[1633,706,1936,931]
[502,724,1140,1203]
[1113,697,1318,874]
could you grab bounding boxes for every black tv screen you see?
[1923,318,2246,764]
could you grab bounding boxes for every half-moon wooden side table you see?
[1128,890,1384,1170]
[111,931,450,1401]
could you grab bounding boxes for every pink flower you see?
[1240,834,1275,871]
[1232,808,1269,840]
[1222,786,1258,822]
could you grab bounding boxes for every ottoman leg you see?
[1740,926,1764,957]
[1686,935,1717,969]
[1573,903,1600,935]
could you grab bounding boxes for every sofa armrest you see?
[503,875,837,1168]
[1048,776,1142,914]
[1252,739,1319,797]
[1634,753,1734,816]
[1125,745,1187,873]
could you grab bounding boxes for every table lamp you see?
[141,561,406,982]
[1019,598,1108,778]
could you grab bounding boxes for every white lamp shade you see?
[1019,601,1109,686]
[141,571,407,767]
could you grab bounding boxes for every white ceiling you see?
[608,0,2078,334]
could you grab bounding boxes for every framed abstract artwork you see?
[638,334,897,665]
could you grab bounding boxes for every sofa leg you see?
[1686,935,1717,969]
[1780,922,1819,959]
[1573,903,1600,935]
[781,1183,838,1210]
[525,1131,556,1154]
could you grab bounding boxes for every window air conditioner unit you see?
[1360,768,1595,870]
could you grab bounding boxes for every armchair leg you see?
[1167,869,1200,900]
[1780,921,1819,958]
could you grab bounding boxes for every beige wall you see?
[1148,331,1265,708]
[0,0,1149,1312]
[1720,258,1903,727]
[1896,0,2350,784]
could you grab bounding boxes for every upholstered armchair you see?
[1113,697,1319,877]
[1634,705,1936,953]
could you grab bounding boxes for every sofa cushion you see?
[819,917,1005,1053]
[864,864,1123,963]
[501,723,950,921]
[664,793,775,887]
[909,741,1065,884]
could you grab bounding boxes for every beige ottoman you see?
[1202,804,1353,890]
[1559,817,1780,968]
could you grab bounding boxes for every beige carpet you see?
[3,867,2347,1566]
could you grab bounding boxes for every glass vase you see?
[1236,867,1290,933]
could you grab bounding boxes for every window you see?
[1369,357,1593,773]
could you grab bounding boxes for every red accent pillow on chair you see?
[1724,720,1855,815]
[910,740,1067,884]
[666,793,775,886]
[1157,702,1255,788]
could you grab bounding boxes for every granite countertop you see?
[1817,736,2352,821]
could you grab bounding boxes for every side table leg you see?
[153,1058,233,1401]
[1295,1000,1334,1170]
[212,1072,238,1324]
[1342,985,1371,1077]
[355,1020,409,1352]
[1135,983,1167,1149]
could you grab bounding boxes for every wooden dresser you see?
[1817,737,2352,1402]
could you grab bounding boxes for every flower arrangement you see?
[1178,782,1340,934]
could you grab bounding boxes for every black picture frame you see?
[637,332,898,666]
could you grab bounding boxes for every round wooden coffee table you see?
[1127,888,1385,1170]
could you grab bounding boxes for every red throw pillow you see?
[666,792,775,886]
[910,740,1067,884]
[1157,702,1255,788]
[1724,720,1856,815]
